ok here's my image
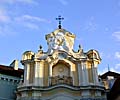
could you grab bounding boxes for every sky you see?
[0,0,120,74]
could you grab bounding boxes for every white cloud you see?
[112,31,120,41]
[99,52,104,58]
[110,64,120,73]
[14,15,51,30]
[22,15,41,21]
[0,8,16,36]
[98,67,109,75]
[110,67,118,72]
[115,63,120,69]
[0,25,16,36]
[15,15,50,23]
[109,65,120,74]
[0,0,13,4]
[59,0,68,5]
[23,22,39,30]
[0,1,40,36]
[99,66,120,75]
[18,0,37,4]
[115,52,120,59]
[0,0,38,5]
[75,37,83,42]
[0,9,11,23]
[83,16,97,32]
[0,13,49,35]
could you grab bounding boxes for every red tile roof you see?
[0,65,24,78]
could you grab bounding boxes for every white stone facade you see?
[17,28,107,100]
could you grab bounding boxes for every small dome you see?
[22,51,34,60]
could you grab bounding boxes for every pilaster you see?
[49,65,52,77]
[94,62,99,84]
[23,64,27,85]
[34,61,39,86]
[25,63,30,85]
[34,61,44,86]
[81,61,88,85]
[70,64,75,85]
[39,60,44,86]
[78,63,82,86]
[84,62,89,84]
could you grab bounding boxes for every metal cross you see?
[56,15,64,29]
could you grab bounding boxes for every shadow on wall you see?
[107,77,120,100]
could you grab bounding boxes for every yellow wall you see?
[42,88,81,97]
[43,61,49,86]
[72,63,79,86]
[29,62,34,84]
[86,61,93,83]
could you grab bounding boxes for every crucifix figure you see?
[56,15,64,29]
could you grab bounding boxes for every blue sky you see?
[0,0,120,74]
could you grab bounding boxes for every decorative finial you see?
[78,44,83,53]
[79,44,82,49]
[39,45,42,50]
[108,64,110,71]
[56,15,64,29]
[38,45,43,53]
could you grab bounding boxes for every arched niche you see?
[52,60,70,77]
[50,60,73,85]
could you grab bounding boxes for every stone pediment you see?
[46,28,75,54]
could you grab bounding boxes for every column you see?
[49,64,52,86]
[93,62,99,84]
[84,62,89,84]
[23,64,27,85]
[78,63,82,86]
[34,61,44,86]
[49,65,52,77]
[81,61,88,85]
[92,62,95,84]
[34,61,39,86]
[26,63,30,85]
[81,62,85,85]
[70,64,75,85]
[39,60,44,86]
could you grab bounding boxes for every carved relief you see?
[49,60,73,85]
[46,29,76,54]
[50,76,73,86]
[52,63,70,77]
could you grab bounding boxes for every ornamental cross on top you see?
[56,15,64,29]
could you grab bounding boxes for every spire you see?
[108,64,110,71]
[56,15,64,29]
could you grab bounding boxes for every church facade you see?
[16,18,107,100]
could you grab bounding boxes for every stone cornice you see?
[17,84,105,92]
